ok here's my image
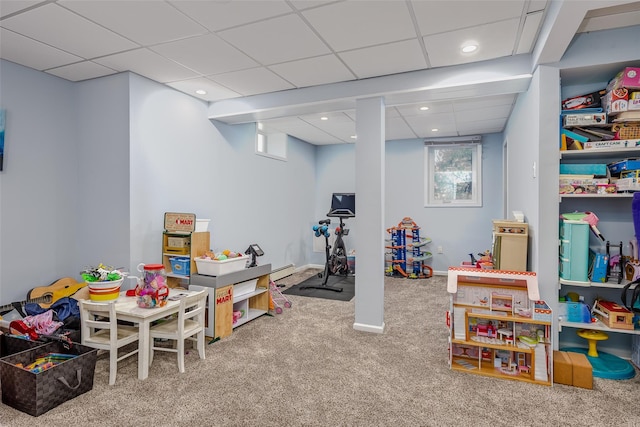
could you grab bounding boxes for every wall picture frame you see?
[0,109,5,171]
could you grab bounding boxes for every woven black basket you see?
[0,334,45,358]
[0,340,98,416]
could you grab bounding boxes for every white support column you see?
[353,97,385,333]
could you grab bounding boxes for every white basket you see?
[194,254,248,276]
[195,219,210,232]
[234,279,258,297]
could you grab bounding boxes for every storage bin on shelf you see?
[234,278,257,298]
[169,256,191,276]
[194,254,248,276]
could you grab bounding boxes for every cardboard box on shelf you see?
[606,67,640,91]
[561,91,603,110]
[603,87,640,114]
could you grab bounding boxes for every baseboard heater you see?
[271,263,295,281]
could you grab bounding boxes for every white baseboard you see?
[271,263,296,281]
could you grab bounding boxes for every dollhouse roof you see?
[447,267,540,300]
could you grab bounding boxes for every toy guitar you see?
[0,278,86,314]
[26,277,86,308]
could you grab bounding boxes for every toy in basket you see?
[269,281,292,314]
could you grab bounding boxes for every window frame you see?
[424,141,483,207]
[255,123,287,161]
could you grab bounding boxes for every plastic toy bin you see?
[169,257,191,276]
[234,278,258,298]
[194,254,248,276]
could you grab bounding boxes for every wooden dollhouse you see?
[446,267,552,386]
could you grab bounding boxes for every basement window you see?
[256,123,287,161]
[424,138,482,207]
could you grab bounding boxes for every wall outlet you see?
[437,246,443,254]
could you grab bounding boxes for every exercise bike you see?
[301,217,351,292]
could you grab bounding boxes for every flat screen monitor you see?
[327,193,355,217]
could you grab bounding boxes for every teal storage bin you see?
[559,220,589,283]
[559,163,609,177]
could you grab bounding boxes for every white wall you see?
[313,133,504,273]
[128,74,318,275]
[0,65,317,305]
[0,60,78,305]
[75,73,131,275]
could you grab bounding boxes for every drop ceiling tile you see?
[59,0,207,45]
[405,111,456,135]
[289,1,332,11]
[385,116,417,141]
[170,0,293,31]
[46,61,116,81]
[1,3,138,58]
[424,19,521,68]
[151,34,258,76]
[269,55,355,88]
[516,11,544,54]
[527,0,547,13]
[395,100,453,117]
[166,77,242,102]
[454,104,513,123]
[298,111,354,126]
[339,39,428,79]
[218,14,330,65]
[0,28,83,70]
[94,48,199,83]
[453,94,516,112]
[305,119,355,143]
[0,0,41,17]
[210,67,294,97]
[457,118,506,134]
[261,117,344,145]
[412,0,525,36]
[303,1,416,52]
[300,112,356,142]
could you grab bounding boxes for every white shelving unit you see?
[189,264,271,339]
[232,287,269,328]
[558,143,640,356]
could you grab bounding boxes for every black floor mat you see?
[283,274,355,301]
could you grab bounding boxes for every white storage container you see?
[195,219,210,232]
[194,254,248,276]
[234,278,258,298]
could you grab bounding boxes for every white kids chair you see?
[149,290,207,373]
[79,299,140,385]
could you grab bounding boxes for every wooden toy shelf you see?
[447,267,552,386]
[162,231,210,288]
[189,264,271,340]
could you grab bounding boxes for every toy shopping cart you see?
[269,280,292,314]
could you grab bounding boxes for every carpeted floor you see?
[282,273,354,301]
[1,269,639,426]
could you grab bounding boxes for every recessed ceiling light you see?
[195,89,207,95]
[461,44,478,53]
[419,106,429,111]
[320,116,329,121]
[431,128,439,132]
[350,135,357,139]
